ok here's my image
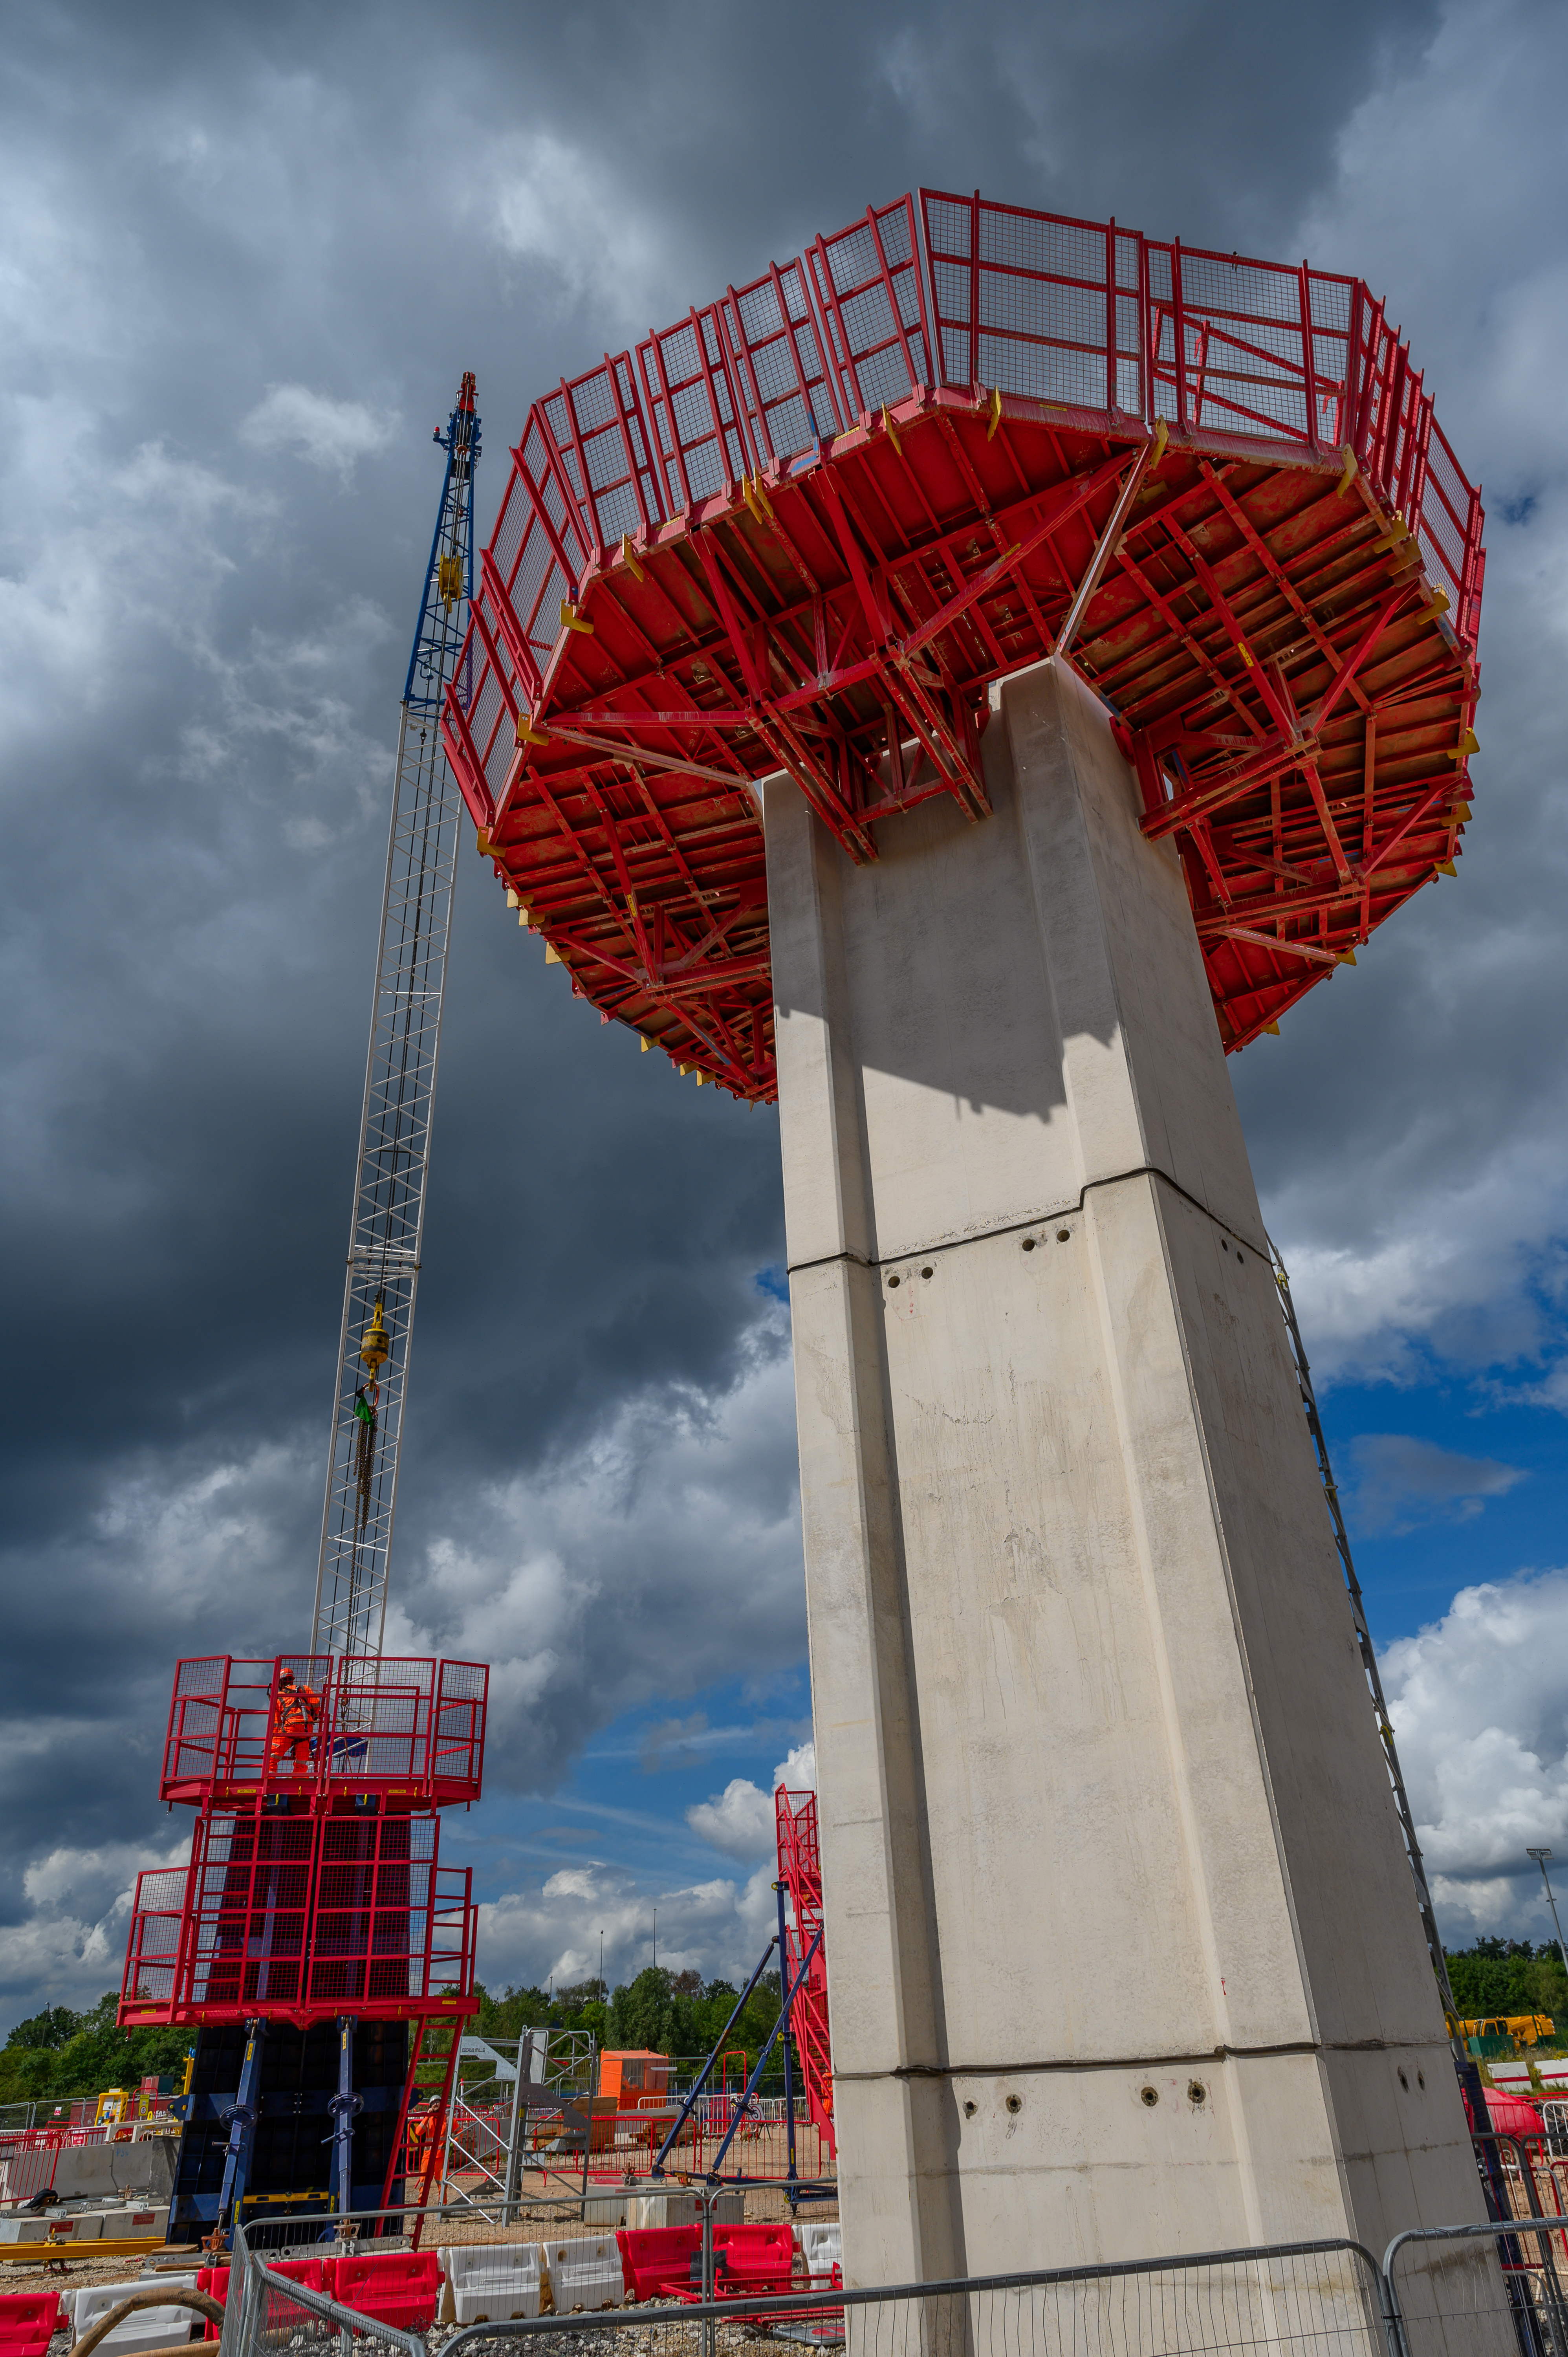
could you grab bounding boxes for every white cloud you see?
[0,1833,189,2014]
[478,1858,779,1998]
[1383,1570,1568,1939]
[240,384,397,477]
[478,132,683,328]
[685,1737,817,1863]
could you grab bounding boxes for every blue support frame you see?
[649,1939,778,2177]
[704,1929,821,2183]
[215,2020,266,2245]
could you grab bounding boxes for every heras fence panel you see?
[437,2238,1388,2357]
[1385,2220,1564,2357]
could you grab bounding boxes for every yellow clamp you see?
[515,711,552,747]
[1336,445,1359,498]
[1263,1020,1280,1036]
[560,599,595,635]
[986,385,1003,441]
[1150,415,1169,467]
[545,943,564,965]
[881,404,903,456]
[1435,860,1457,878]
[1445,729,1479,762]
[619,533,647,583]
[476,828,491,857]
[742,473,775,524]
[1337,947,1357,966]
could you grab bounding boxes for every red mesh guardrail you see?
[119,1808,477,2028]
[160,1656,487,1809]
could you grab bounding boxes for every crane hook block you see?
[359,1296,390,1376]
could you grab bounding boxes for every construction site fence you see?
[210,2206,1568,2357]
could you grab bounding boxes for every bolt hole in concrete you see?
[963,2100,977,2118]
[1006,2095,1022,2115]
[1022,1237,1036,1251]
[1188,2081,1207,2106]
[1056,1228,1071,1242]
[1141,2086,1160,2108]
[888,1274,901,1287]
[1418,2070,1426,2088]
[921,1265,933,1278]
[1399,2069,1409,2090]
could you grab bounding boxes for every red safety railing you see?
[119,1808,477,2029]
[447,187,1482,813]
[159,1656,487,1809]
[775,1788,834,2159]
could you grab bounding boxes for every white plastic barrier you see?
[799,2223,841,2287]
[540,2234,623,2312]
[70,2277,200,2355]
[437,2243,542,2325]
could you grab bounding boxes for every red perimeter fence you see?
[159,1655,487,1810]
[119,1807,476,2029]
[453,186,1478,810]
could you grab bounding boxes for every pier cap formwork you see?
[441,189,1483,1087]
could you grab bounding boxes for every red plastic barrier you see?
[331,2251,441,2332]
[712,2223,795,2291]
[197,2259,329,2339]
[0,2296,64,2357]
[616,2226,702,2302]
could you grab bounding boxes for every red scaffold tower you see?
[117,378,488,2250]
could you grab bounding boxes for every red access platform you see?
[157,1654,487,1810]
[118,1657,486,2030]
[776,1787,834,2157]
[442,187,1483,1082]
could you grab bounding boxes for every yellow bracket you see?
[1150,416,1169,467]
[560,598,595,635]
[1445,729,1479,762]
[1427,587,1451,616]
[476,828,491,856]
[1436,860,1457,878]
[1336,445,1359,498]
[986,386,1003,441]
[742,474,775,524]
[1263,1020,1280,1036]
[515,712,552,747]
[1337,947,1357,966]
[881,404,903,456]
[544,943,564,964]
[505,888,519,909]
[641,1036,651,1052]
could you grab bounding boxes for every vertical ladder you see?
[1269,1239,1459,2018]
[310,377,480,1664]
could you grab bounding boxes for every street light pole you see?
[1527,1848,1568,1989]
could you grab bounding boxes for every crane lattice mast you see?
[310,373,481,1664]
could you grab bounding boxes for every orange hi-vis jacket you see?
[272,1681,321,1745]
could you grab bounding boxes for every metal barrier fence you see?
[213,2197,1568,2357]
[1384,2220,1566,2356]
[441,2240,1388,2357]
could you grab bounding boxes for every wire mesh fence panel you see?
[1387,2223,1561,2357]
[430,2242,1389,2357]
[225,2232,427,2357]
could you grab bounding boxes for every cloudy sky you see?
[2,0,1567,2031]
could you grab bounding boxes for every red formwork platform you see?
[159,1656,487,1810]
[776,1788,834,2158]
[443,185,1484,1076]
[118,1805,478,2030]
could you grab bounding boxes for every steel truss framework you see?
[440,189,1483,1092]
[313,378,482,1663]
[775,1789,834,2159]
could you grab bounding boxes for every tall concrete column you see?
[764,659,1482,2285]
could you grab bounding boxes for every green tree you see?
[1445,1940,1568,2027]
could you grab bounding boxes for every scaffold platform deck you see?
[158,1655,487,1810]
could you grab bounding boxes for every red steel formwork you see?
[775,1787,835,2159]
[442,186,1483,1078]
[119,1806,478,2031]
[159,1655,487,1810]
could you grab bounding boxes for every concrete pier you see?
[764,660,1483,2284]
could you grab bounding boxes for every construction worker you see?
[268,1666,321,1777]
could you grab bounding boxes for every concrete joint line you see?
[842,2035,1430,2083]
[784,1161,1269,1278]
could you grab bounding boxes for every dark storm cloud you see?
[2,0,1564,2014]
